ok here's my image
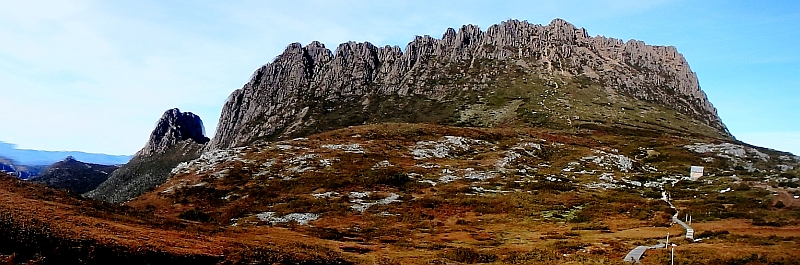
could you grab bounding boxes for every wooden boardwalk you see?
[624,191,695,263]
[662,191,694,240]
[673,216,694,240]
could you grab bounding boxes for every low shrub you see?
[442,247,497,264]
[178,208,211,222]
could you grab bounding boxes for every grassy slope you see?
[126,123,799,264]
[0,173,350,265]
[85,141,207,203]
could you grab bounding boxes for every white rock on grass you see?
[372,160,393,168]
[581,150,634,172]
[349,192,401,213]
[418,179,437,186]
[312,191,339,198]
[276,144,293,150]
[584,182,620,189]
[415,163,441,169]
[284,153,318,173]
[349,191,371,199]
[599,173,614,181]
[463,168,495,181]
[496,151,522,170]
[286,153,317,164]
[256,212,319,225]
[686,143,770,162]
[411,136,488,160]
[172,147,249,175]
[471,186,511,194]
[438,175,459,183]
[319,158,335,167]
[748,148,770,162]
[321,143,365,154]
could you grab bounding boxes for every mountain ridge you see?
[209,18,729,151]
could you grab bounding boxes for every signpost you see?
[671,244,676,265]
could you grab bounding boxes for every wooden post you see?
[671,245,675,265]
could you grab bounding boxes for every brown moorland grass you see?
[0,174,351,264]
[3,124,800,264]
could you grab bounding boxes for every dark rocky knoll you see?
[210,18,729,150]
[28,156,118,194]
[86,109,209,203]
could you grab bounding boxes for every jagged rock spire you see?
[140,108,209,156]
[86,108,209,203]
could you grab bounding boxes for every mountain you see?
[0,141,131,166]
[28,156,118,194]
[209,18,729,151]
[4,18,798,264]
[85,108,209,203]
[118,19,798,263]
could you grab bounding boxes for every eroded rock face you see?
[210,19,729,150]
[86,109,209,203]
[141,108,209,157]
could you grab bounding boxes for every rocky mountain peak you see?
[86,108,210,203]
[208,18,730,150]
[140,108,209,156]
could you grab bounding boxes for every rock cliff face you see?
[140,109,209,156]
[86,109,208,203]
[210,18,730,150]
[29,156,118,194]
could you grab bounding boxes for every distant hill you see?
[0,141,131,166]
[0,156,44,179]
[28,156,118,194]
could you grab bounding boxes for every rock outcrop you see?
[86,109,208,203]
[28,156,118,194]
[140,109,209,156]
[209,19,730,150]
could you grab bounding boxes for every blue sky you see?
[0,0,797,155]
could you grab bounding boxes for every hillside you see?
[0,172,348,264]
[4,124,799,264]
[128,123,799,264]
